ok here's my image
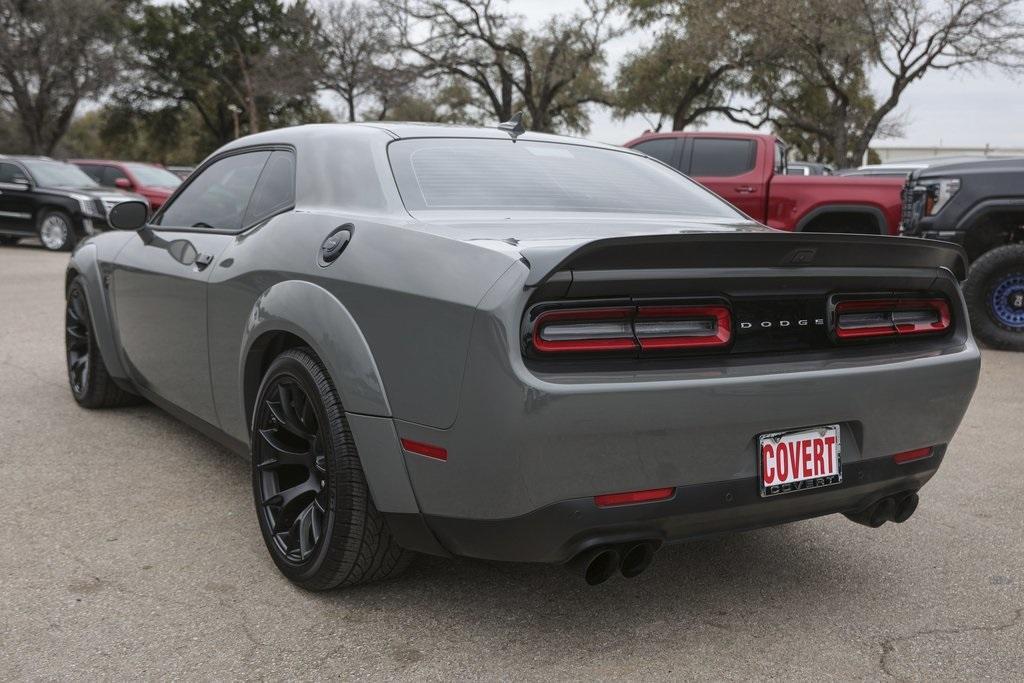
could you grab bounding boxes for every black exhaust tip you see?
[869,497,896,527]
[619,542,658,578]
[845,497,895,527]
[893,492,919,523]
[567,547,621,585]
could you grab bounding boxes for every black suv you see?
[0,155,143,251]
[901,158,1024,350]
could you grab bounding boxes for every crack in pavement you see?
[877,607,1024,678]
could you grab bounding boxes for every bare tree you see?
[856,0,1024,161]
[759,0,1024,165]
[319,1,417,122]
[0,0,129,154]
[391,0,619,133]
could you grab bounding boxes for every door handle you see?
[734,185,756,194]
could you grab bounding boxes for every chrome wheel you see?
[39,213,69,250]
[254,377,329,564]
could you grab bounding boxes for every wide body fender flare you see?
[66,242,130,381]
[239,280,421,516]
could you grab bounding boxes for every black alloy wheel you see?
[64,278,141,408]
[254,376,330,563]
[65,285,91,398]
[251,348,411,590]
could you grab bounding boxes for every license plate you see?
[759,424,842,497]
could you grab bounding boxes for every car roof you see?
[216,122,631,156]
[0,155,56,162]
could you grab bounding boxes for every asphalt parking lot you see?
[1,243,1022,680]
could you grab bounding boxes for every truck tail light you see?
[530,304,732,354]
[833,297,950,340]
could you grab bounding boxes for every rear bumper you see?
[402,450,942,564]
[382,265,979,564]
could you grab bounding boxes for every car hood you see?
[139,186,176,198]
[38,185,137,198]
[911,156,1024,180]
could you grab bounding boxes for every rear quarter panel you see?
[206,211,517,445]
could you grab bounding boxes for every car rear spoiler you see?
[521,232,968,287]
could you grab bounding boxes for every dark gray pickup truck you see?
[901,158,1024,350]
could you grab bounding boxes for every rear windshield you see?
[388,138,742,218]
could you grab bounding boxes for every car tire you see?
[965,244,1024,351]
[65,278,144,408]
[37,209,75,251]
[251,347,412,590]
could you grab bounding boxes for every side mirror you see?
[107,200,149,231]
[114,177,132,190]
[11,175,30,188]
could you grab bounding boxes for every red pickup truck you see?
[624,132,904,235]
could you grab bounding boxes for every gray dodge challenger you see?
[65,123,981,588]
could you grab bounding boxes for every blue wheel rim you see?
[989,272,1024,330]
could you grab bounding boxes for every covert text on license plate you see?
[759,424,842,497]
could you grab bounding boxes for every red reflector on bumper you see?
[892,447,933,464]
[401,439,448,461]
[595,487,675,507]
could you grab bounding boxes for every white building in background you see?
[870,144,1024,163]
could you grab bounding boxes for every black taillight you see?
[530,303,731,354]
[831,296,951,340]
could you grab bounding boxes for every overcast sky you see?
[510,0,1024,149]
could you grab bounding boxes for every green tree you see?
[117,0,325,157]
[614,0,769,131]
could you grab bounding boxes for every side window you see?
[631,138,679,168]
[102,166,130,187]
[0,162,23,184]
[157,151,270,231]
[688,138,757,177]
[242,150,295,226]
[77,164,104,184]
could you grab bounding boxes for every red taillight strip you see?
[532,307,637,353]
[400,439,448,461]
[835,298,951,339]
[892,447,933,464]
[635,305,732,349]
[595,487,675,507]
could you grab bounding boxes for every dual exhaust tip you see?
[844,491,919,528]
[568,541,659,585]
[571,491,921,583]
